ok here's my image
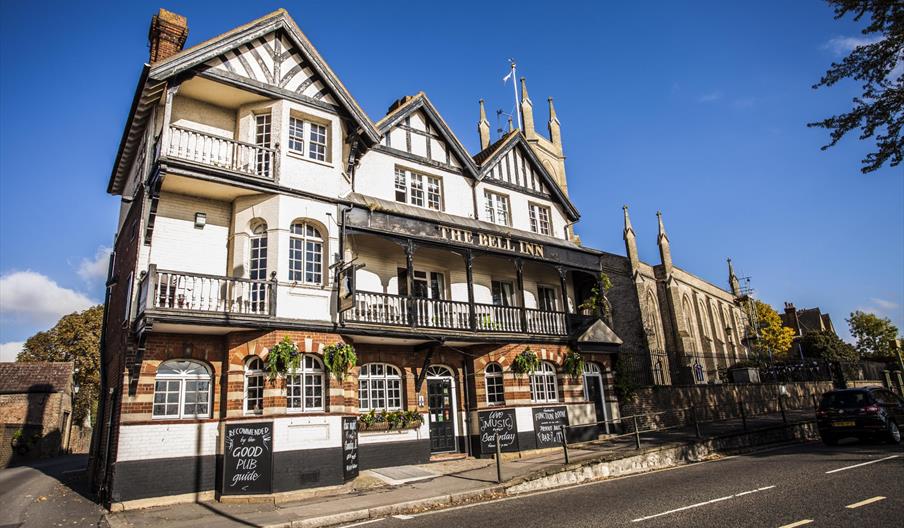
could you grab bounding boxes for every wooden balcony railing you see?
[166,125,278,181]
[346,291,567,336]
[138,266,275,317]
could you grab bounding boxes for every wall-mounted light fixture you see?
[194,212,207,228]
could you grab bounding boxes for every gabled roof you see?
[0,362,73,394]
[473,131,580,221]
[375,92,479,177]
[108,9,380,195]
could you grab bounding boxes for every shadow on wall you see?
[1,384,64,468]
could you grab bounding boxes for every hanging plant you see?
[511,347,541,376]
[323,342,357,380]
[266,336,301,380]
[563,349,585,379]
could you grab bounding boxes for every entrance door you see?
[427,377,455,453]
[582,363,609,434]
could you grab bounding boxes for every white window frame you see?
[484,363,505,405]
[528,203,552,236]
[152,360,212,420]
[358,363,403,411]
[529,361,559,403]
[537,285,558,312]
[287,115,330,163]
[393,167,443,211]
[289,222,323,285]
[484,190,510,226]
[244,357,265,416]
[287,354,325,412]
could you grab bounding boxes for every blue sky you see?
[1,0,901,360]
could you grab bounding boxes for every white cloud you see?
[871,298,900,311]
[77,246,112,283]
[697,91,722,103]
[0,271,95,328]
[824,35,879,56]
[0,341,23,362]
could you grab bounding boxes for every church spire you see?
[657,210,673,274]
[477,99,490,150]
[520,77,536,138]
[623,205,639,273]
[728,258,741,297]
[547,97,562,154]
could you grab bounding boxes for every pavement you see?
[103,408,818,528]
[0,455,107,528]
[359,440,904,528]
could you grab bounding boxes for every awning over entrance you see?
[572,318,623,352]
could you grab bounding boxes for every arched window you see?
[484,363,505,405]
[244,357,265,415]
[250,222,268,312]
[152,360,211,419]
[529,362,558,403]
[289,222,323,285]
[697,299,711,339]
[358,363,402,410]
[643,290,663,350]
[287,355,325,412]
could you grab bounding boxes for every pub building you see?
[90,8,727,508]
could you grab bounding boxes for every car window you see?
[871,391,890,404]
[878,390,903,405]
[821,391,870,408]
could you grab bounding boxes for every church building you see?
[91,8,749,508]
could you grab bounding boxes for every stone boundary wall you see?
[619,381,834,430]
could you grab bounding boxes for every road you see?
[346,440,903,528]
[0,455,106,528]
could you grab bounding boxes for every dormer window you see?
[394,167,442,211]
[288,116,330,163]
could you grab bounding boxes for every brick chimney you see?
[148,8,188,63]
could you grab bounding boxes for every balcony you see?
[345,291,567,336]
[165,125,278,181]
[137,266,275,319]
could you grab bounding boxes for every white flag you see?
[503,69,513,83]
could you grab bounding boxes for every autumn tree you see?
[746,300,796,360]
[848,310,900,358]
[808,0,903,173]
[18,305,103,425]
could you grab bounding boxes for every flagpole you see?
[510,60,521,130]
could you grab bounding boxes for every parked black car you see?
[816,387,904,445]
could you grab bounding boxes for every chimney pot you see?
[148,8,189,63]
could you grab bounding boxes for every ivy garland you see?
[266,336,301,380]
[562,349,585,379]
[323,342,357,380]
[511,347,541,375]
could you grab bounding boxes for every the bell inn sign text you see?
[437,226,545,257]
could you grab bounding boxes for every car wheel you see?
[887,421,901,445]
[821,434,838,446]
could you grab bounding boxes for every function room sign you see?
[223,422,273,495]
[342,417,359,481]
[532,406,568,449]
[478,408,519,454]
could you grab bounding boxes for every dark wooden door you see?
[585,375,606,424]
[427,378,455,453]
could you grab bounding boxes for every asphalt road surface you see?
[345,440,903,528]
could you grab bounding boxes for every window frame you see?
[484,363,505,406]
[287,114,331,163]
[528,202,552,236]
[393,166,443,211]
[537,285,558,312]
[289,221,324,285]
[358,363,403,411]
[529,361,559,403]
[244,357,265,416]
[152,360,212,420]
[286,354,326,413]
[484,190,510,226]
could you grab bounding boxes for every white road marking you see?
[630,485,776,522]
[340,519,382,528]
[777,520,813,528]
[825,455,899,474]
[393,515,414,520]
[846,496,886,509]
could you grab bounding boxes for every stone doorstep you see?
[259,420,818,528]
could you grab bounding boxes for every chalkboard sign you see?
[532,406,568,449]
[478,408,519,454]
[223,422,273,495]
[342,417,359,481]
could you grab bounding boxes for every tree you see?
[808,0,903,173]
[800,330,859,362]
[847,310,900,358]
[747,300,796,360]
[17,305,103,425]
